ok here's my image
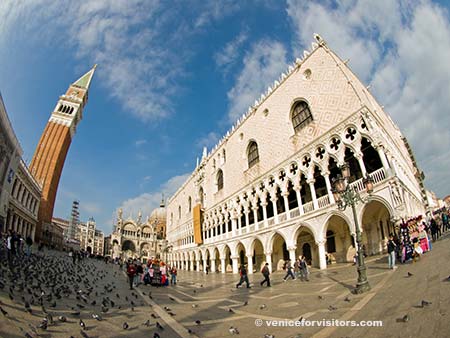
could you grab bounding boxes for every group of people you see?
[125,258,177,290]
[386,208,450,269]
[0,230,33,264]
[235,255,310,289]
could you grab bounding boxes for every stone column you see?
[271,195,279,223]
[261,200,268,227]
[252,207,259,230]
[231,256,239,274]
[231,216,238,237]
[244,206,250,229]
[211,258,216,273]
[203,259,207,273]
[196,260,201,272]
[288,247,297,263]
[323,172,335,204]
[220,257,226,274]
[317,240,327,270]
[282,191,290,219]
[246,254,254,274]
[31,224,36,242]
[356,154,367,177]
[265,252,273,272]
[294,184,304,215]
[308,179,318,210]
[376,146,391,176]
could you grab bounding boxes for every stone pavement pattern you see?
[1,235,450,338]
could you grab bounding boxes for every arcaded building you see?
[166,35,426,274]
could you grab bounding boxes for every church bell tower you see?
[29,65,96,243]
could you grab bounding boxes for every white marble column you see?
[220,257,226,274]
[271,196,279,223]
[317,240,327,270]
[282,191,290,219]
[288,247,297,263]
[265,252,273,272]
[294,184,304,215]
[308,179,319,210]
[203,259,207,273]
[246,254,254,274]
[196,260,200,272]
[231,216,238,237]
[323,172,335,204]
[356,154,367,177]
[231,256,239,274]
[261,201,268,227]
[376,146,391,175]
[252,207,259,230]
[211,258,216,273]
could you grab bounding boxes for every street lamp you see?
[331,163,374,294]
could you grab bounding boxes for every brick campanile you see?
[29,66,96,243]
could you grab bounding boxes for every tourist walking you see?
[127,262,136,290]
[387,234,397,270]
[25,236,33,257]
[299,256,309,281]
[236,264,250,288]
[283,259,296,281]
[260,263,271,287]
[170,266,177,285]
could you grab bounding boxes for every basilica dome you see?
[149,199,166,221]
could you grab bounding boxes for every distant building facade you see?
[104,235,112,257]
[166,35,427,274]
[111,201,167,261]
[0,93,23,232]
[6,160,41,240]
[77,218,104,256]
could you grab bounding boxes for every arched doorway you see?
[324,215,354,263]
[294,226,318,267]
[361,200,392,256]
[87,246,92,254]
[251,238,265,272]
[122,240,136,260]
[213,248,220,273]
[223,245,232,272]
[237,242,246,265]
[271,233,288,270]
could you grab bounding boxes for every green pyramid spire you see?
[73,64,97,89]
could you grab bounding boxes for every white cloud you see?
[135,139,147,147]
[227,39,288,122]
[286,0,450,197]
[81,202,101,215]
[194,1,240,28]
[196,131,220,149]
[114,172,190,225]
[215,31,248,73]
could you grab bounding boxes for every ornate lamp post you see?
[331,162,374,294]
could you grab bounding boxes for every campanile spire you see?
[29,66,96,243]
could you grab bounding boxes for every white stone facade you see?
[6,160,41,240]
[166,36,426,274]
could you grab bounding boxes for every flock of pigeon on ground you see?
[0,251,166,338]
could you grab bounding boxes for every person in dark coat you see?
[236,265,251,288]
[260,263,271,287]
[127,263,136,290]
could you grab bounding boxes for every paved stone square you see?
[1,234,450,338]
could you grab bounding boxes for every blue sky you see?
[1,0,450,233]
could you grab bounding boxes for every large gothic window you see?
[217,169,224,191]
[247,141,259,168]
[291,100,313,133]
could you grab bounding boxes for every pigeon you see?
[421,300,432,307]
[407,272,413,277]
[154,333,161,338]
[168,311,176,316]
[243,301,248,306]
[228,308,235,313]
[188,328,195,334]
[123,322,129,330]
[344,296,351,302]
[92,313,102,321]
[229,326,240,335]
[156,321,164,330]
[164,306,171,311]
[259,304,266,310]
[58,316,67,322]
[79,319,86,330]
[80,330,90,338]
[402,314,409,322]
[195,320,201,325]
[38,318,48,330]
[318,295,324,300]
[192,304,198,308]
[169,296,175,301]
[0,306,8,316]
[264,335,275,338]
[143,319,152,327]
[328,305,337,311]
[151,313,159,319]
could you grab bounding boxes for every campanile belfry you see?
[29,66,96,243]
